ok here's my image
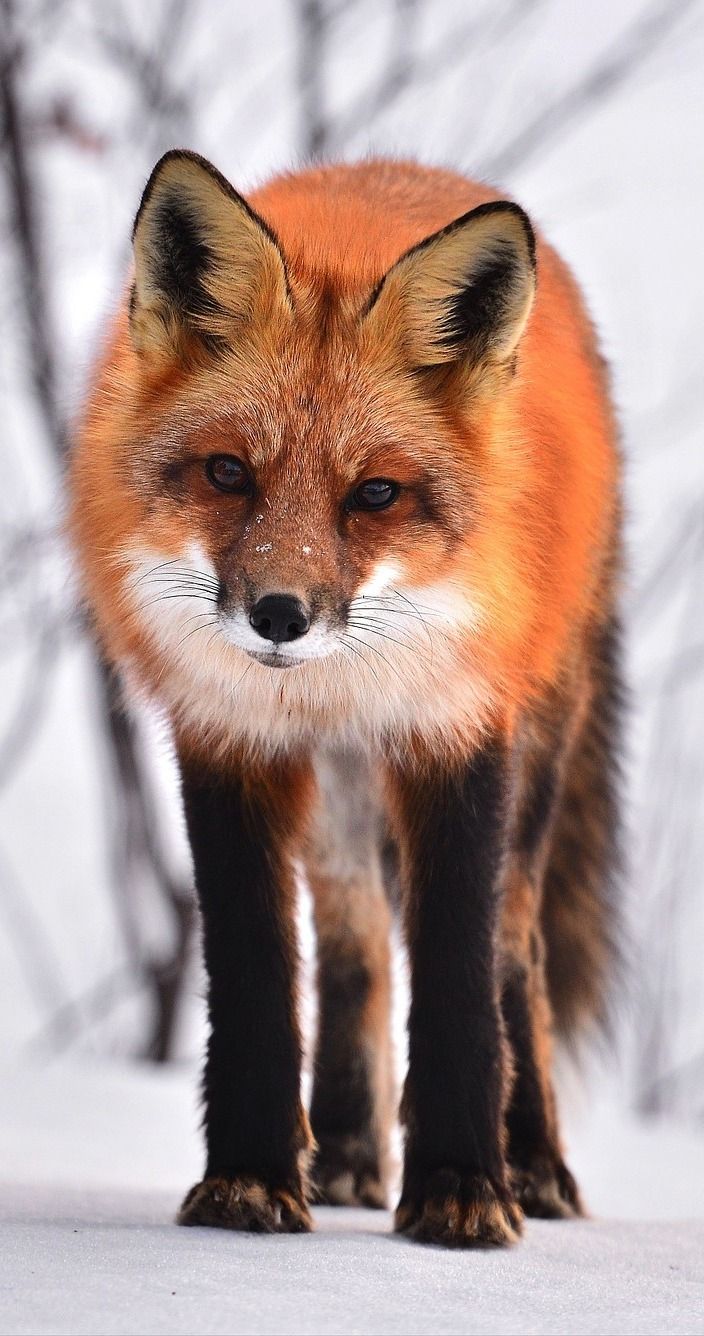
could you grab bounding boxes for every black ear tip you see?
[133,149,189,238]
[423,199,536,272]
[480,200,537,270]
[507,202,537,270]
[132,149,234,240]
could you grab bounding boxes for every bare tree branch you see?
[0,842,70,1019]
[0,0,67,461]
[331,0,421,141]
[23,962,143,1059]
[0,607,59,788]
[329,0,543,150]
[478,0,698,181]
[295,0,330,158]
[0,0,196,1061]
[99,666,196,1063]
[94,0,193,149]
[638,1044,704,1116]
[634,519,704,1114]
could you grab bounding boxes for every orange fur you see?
[70,157,620,764]
[69,153,622,1244]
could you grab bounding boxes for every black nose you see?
[249,594,311,644]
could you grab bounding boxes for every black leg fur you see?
[176,754,313,1233]
[500,697,591,1220]
[310,947,390,1208]
[501,957,583,1218]
[390,738,522,1247]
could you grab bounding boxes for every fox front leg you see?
[177,750,314,1232]
[388,737,522,1248]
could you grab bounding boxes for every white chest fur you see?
[120,544,496,760]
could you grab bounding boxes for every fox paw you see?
[395,1168,523,1248]
[512,1157,584,1220]
[177,1176,312,1233]
[312,1133,388,1209]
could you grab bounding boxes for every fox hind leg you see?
[501,714,588,1220]
[501,869,584,1219]
[307,746,394,1209]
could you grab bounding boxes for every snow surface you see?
[2,1192,703,1336]
[1,1062,703,1335]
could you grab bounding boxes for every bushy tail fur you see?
[540,618,624,1042]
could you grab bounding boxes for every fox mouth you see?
[246,648,305,669]
[216,611,342,667]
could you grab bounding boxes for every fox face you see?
[125,333,469,673]
[77,152,538,757]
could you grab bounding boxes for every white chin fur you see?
[120,544,495,758]
[219,609,340,664]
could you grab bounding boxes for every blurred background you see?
[1,0,703,1153]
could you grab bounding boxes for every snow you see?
[1,1062,703,1335]
[2,1197,702,1336]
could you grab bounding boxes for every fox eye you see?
[205,454,251,494]
[350,478,400,511]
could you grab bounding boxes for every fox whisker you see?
[175,617,219,652]
[141,591,217,609]
[337,634,385,691]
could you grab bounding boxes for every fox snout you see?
[213,574,341,667]
[249,593,311,645]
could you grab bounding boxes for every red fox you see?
[70,151,622,1247]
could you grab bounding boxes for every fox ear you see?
[367,201,536,372]
[130,150,290,360]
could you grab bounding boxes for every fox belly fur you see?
[70,152,622,1246]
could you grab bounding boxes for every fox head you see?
[77,152,537,753]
